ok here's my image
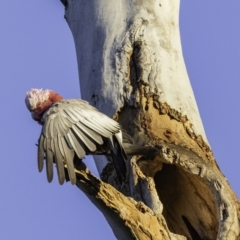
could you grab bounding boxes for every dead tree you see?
[60,0,240,239]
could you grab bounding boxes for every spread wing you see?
[37,99,121,185]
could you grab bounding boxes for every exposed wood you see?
[157,144,239,239]
[74,166,186,240]
[61,0,240,239]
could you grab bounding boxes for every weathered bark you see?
[74,164,185,240]
[61,0,240,239]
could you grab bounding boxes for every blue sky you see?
[0,1,239,239]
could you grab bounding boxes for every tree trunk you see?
[62,0,240,239]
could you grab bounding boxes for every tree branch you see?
[74,166,186,240]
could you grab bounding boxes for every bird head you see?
[25,88,63,124]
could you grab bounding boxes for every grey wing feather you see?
[60,137,76,184]
[56,121,65,137]
[72,111,110,138]
[68,130,86,159]
[39,99,122,185]
[72,105,120,135]
[46,138,54,182]
[53,138,65,185]
[38,135,45,172]
[72,125,96,152]
[57,132,65,157]
[48,118,55,137]
[64,135,73,149]
[63,108,79,122]
[76,122,103,145]
[57,116,69,133]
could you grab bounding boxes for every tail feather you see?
[124,144,159,156]
[122,130,159,156]
[121,129,134,144]
[110,135,127,183]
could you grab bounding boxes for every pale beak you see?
[31,111,37,120]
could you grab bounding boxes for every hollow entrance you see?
[154,164,218,239]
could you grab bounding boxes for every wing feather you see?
[37,134,45,172]
[39,99,123,184]
[68,131,86,159]
[64,135,73,149]
[60,137,76,184]
[56,121,65,137]
[72,125,96,152]
[57,133,65,157]
[81,112,119,134]
[76,122,103,145]
[63,109,79,121]
[80,118,111,138]
[63,110,76,124]
[43,136,47,151]
[91,114,120,131]
[48,118,55,137]
[53,138,65,185]
[46,138,54,182]
[61,113,73,128]
[50,138,55,152]
[72,109,113,137]
[58,115,69,132]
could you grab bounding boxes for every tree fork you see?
[74,165,186,240]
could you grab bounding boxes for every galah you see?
[25,89,158,185]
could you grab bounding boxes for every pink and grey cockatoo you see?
[25,89,158,185]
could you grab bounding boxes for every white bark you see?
[63,0,240,239]
[65,0,207,143]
